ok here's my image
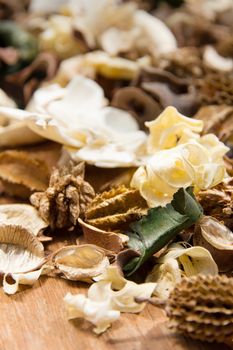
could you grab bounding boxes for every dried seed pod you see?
[195,71,233,106]
[52,244,110,282]
[31,161,95,229]
[167,275,233,345]
[194,216,233,272]
[0,150,49,198]
[85,185,148,231]
[197,178,233,230]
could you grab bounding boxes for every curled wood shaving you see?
[85,185,148,231]
[31,161,95,229]
[0,150,49,198]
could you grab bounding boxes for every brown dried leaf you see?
[31,161,95,229]
[0,150,50,198]
[195,105,233,143]
[197,178,233,230]
[85,185,148,231]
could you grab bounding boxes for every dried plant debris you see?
[195,71,233,106]
[0,224,46,294]
[167,274,233,346]
[85,185,148,231]
[194,216,233,272]
[64,266,155,334]
[197,178,233,230]
[52,244,110,282]
[31,161,95,229]
[79,218,129,253]
[146,243,218,299]
[0,150,50,198]
[0,204,48,238]
[195,105,233,144]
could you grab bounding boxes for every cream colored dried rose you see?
[64,266,155,334]
[146,243,218,299]
[131,139,228,207]
[146,106,203,153]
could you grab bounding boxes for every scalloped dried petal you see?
[52,244,109,282]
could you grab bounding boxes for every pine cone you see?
[30,162,95,229]
[167,275,233,345]
[197,178,233,230]
[85,185,148,231]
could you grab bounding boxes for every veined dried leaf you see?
[78,218,128,253]
[0,204,48,238]
[0,150,49,198]
[85,185,148,231]
[194,216,233,272]
[64,266,155,334]
[0,224,45,294]
[52,244,110,282]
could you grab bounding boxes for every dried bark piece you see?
[52,244,110,282]
[194,216,233,272]
[85,185,148,231]
[31,161,95,229]
[195,105,233,144]
[167,275,233,345]
[195,71,233,106]
[79,218,128,253]
[0,150,49,198]
[197,178,233,230]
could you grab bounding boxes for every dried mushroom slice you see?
[0,150,49,198]
[52,244,110,282]
[79,218,128,253]
[0,224,45,294]
[0,204,49,239]
[85,185,148,231]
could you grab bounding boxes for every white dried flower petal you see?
[203,46,233,72]
[0,89,16,109]
[64,266,155,333]
[52,244,110,282]
[146,243,218,299]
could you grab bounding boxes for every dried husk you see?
[85,185,148,231]
[194,216,233,272]
[78,218,128,253]
[167,274,233,345]
[0,224,45,294]
[197,178,233,230]
[0,150,49,198]
[52,244,110,282]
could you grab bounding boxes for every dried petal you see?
[52,244,109,282]
[0,150,49,198]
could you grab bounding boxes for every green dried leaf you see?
[124,188,203,276]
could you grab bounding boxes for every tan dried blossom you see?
[85,185,148,231]
[197,177,233,230]
[30,161,95,230]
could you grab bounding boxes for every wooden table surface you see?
[0,273,230,350]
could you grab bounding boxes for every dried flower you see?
[30,161,95,229]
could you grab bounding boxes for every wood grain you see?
[0,273,230,350]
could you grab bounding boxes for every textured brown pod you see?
[85,185,148,231]
[167,275,233,345]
